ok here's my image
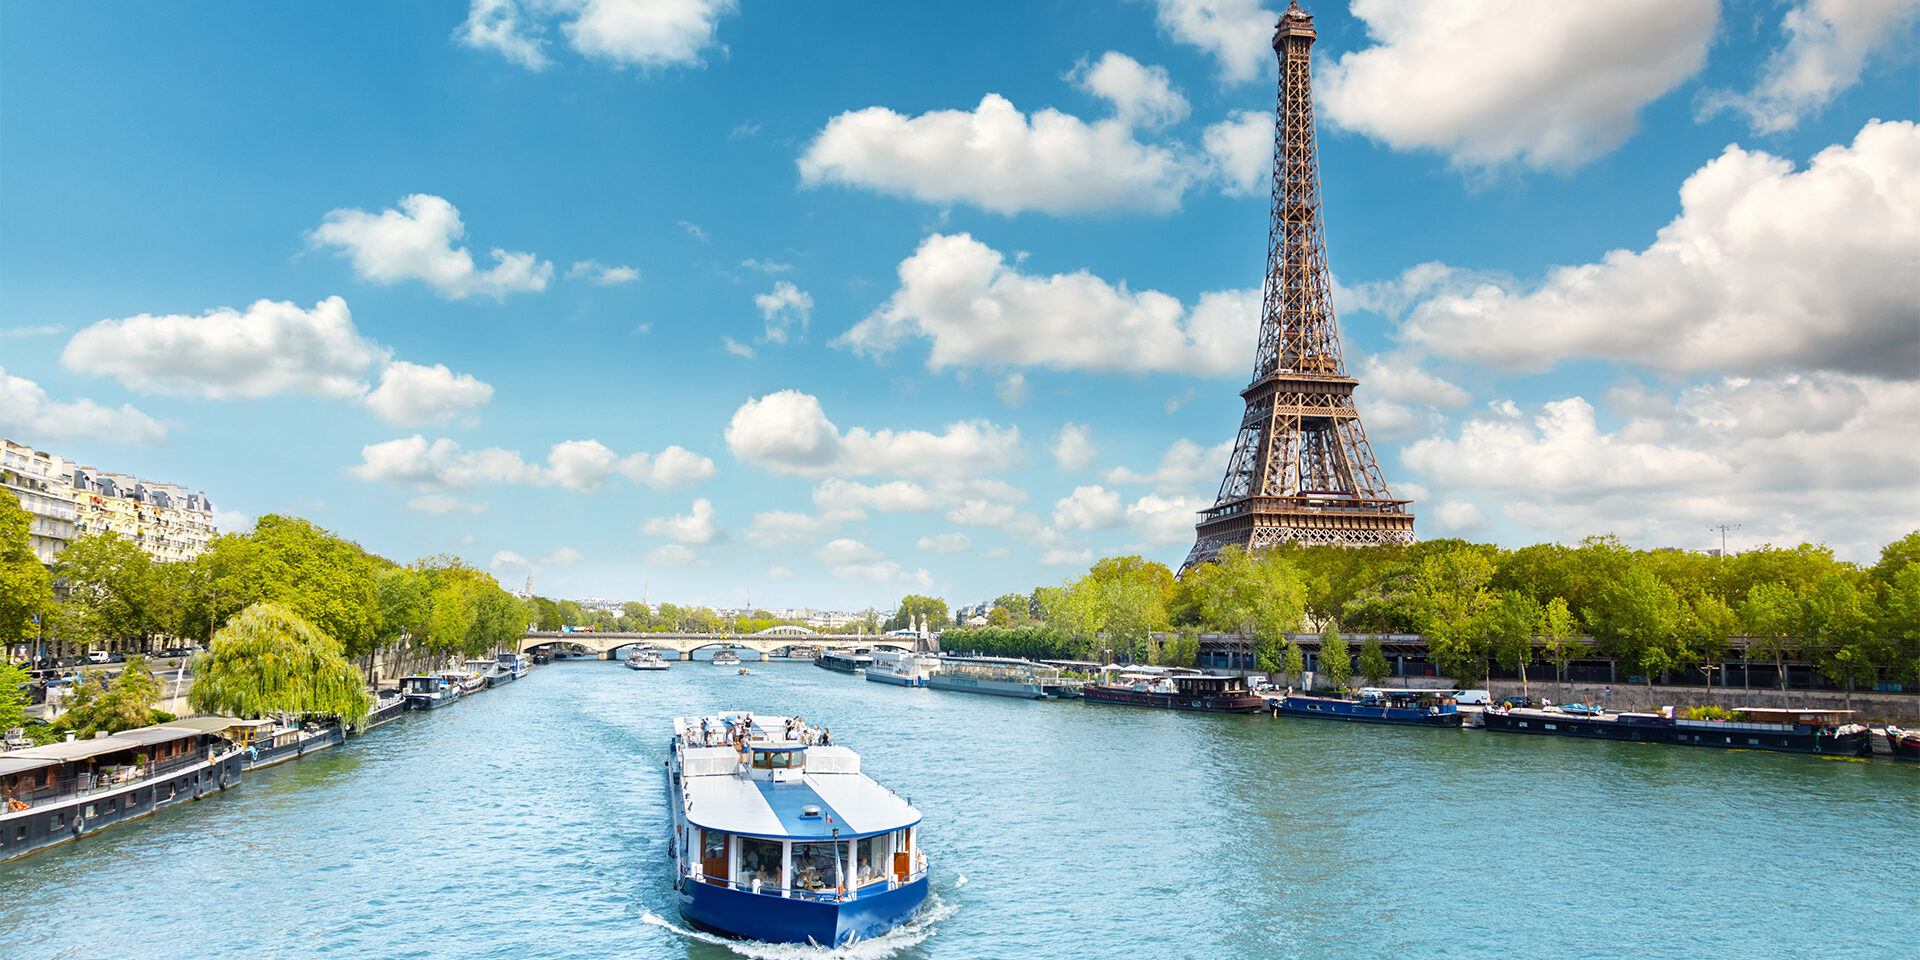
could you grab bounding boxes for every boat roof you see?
[672,713,920,840]
[0,754,60,776]
[1735,707,1855,721]
[165,716,246,734]
[5,735,141,762]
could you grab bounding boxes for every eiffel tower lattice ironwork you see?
[1181,2,1414,572]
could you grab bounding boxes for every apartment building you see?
[1,437,218,566]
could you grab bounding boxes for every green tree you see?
[0,490,54,655]
[0,660,31,732]
[1485,590,1542,696]
[1739,581,1802,690]
[1588,564,1683,696]
[885,595,950,632]
[47,657,168,738]
[189,602,371,723]
[1415,546,1494,684]
[1317,621,1350,692]
[1358,637,1390,687]
[1536,597,1584,698]
[55,531,165,652]
[1281,641,1305,689]
[1187,547,1306,671]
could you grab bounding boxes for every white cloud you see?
[542,546,584,565]
[351,435,712,492]
[1318,0,1718,170]
[1397,121,1920,378]
[1052,485,1126,532]
[916,533,973,554]
[1101,438,1232,491]
[1040,548,1094,567]
[754,281,813,344]
[1150,0,1276,85]
[723,336,755,359]
[1432,499,1487,533]
[1124,493,1207,546]
[1203,109,1270,196]
[813,479,939,513]
[678,220,709,241]
[994,372,1029,407]
[642,498,723,544]
[1401,374,1920,559]
[725,389,1023,478]
[815,538,884,564]
[489,549,530,570]
[742,258,793,274]
[310,194,551,300]
[1,324,62,338]
[1069,52,1189,130]
[0,367,171,446]
[455,0,551,70]
[767,566,794,580]
[982,546,1012,559]
[567,260,641,285]
[645,543,704,566]
[744,510,858,548]
[363,361,494,427]
[841,233,1258,376]
[1357,354,1470,409]
[798,94,1203,216]
[458,0,738,71]
[830,560,932,587]
[63,296,383,400]
[1052,423,1097,471]
[1701,0,1920,134]
[405,494,488,515]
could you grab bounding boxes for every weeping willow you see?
[189,602,372,723]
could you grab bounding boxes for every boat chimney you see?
[66,732,76,742]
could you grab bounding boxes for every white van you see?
[87,650,109,664]
[1452,689,1490,705]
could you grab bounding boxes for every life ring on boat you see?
[219,768,233,791]
[71,816,84,838]
[4,798,26,812]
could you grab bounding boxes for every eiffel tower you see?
[1182,1,1414,572]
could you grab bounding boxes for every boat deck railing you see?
[685,866,928,902]
[3,746,232,812]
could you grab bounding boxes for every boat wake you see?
[640,893,958,959]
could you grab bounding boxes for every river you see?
[3,659,1914,959]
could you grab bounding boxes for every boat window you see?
[855,836,884,886]
[790,842,842,894]
[739,837,782,890]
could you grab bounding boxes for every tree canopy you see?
[189,602,372,723]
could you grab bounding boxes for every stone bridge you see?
[520,625,928,659]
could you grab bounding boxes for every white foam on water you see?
[640,892,957,960]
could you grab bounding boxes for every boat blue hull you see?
[864,672,925,687]
[1273,697,1463,727]
[678,876,928,946]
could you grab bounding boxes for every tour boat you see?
[627,650,670,671]
[864,650,939,687]
[1269,689,1463,726]
[814,651,872,674]
[496,652,531,679]
[928,656,1060,699]
[712,650,742,667]
[1886,725,1920,761]
[666,712,929,946]
[1,722,244,863]
[398,673,460,710]
[1082,670,1265,714]
[1483,706,1872,756]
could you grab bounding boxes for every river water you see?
[3,660,1914,960]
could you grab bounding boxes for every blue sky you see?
[3,0,1916,610]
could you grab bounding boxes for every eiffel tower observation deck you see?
[1183,1,1414,573]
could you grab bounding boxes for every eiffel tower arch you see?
[1182,2,1415,573]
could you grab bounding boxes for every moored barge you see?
[1886,725,1920,761]
[1,723,244,862]
[927,656,1057,699]
[1083,671,1265,714]
[864,650,938,687]
[399,673,461,710]
[667,712,928,946]
[814,651,873,674]
[1483,706,1872,756]
[1270,689,1464,727]
[167,716,346,771]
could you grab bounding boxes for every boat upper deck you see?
[670,713,919,842]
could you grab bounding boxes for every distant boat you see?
[1484,705,1871,756]
[496,652,530,679]
[928,656,1057,699]
[711,650,741,666]
[172,716,347,770]
[1084,669,1265,714]
[1269,689,1463,726]
[627,650,670,671]
[865,650,939,687]
[466,658,513,687]
[398,674,459,710]
[814,651,872,674]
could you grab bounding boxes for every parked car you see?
[106,651,126,663]
[1496,694,1534,710]
[87,650,110,664]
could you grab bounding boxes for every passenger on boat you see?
[819,728,831,746]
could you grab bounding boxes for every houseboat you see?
[354,692,409,732]
[441,668,487,694]
[1885,725,1920,761]
[496,652,531,680]
[865,650,939,687]
[465,658,513,687]
[928,656,1058,699]
[398,673,460,710]
[666,712,928,946]
[1269,689,1463,727]
[815,651,873,674]
[711,650,743,667]
[1483,705,1872,757]
[0,723,245,863]
[1083,670,1265,714]
[627,650,670,671]
[166,716,346,771]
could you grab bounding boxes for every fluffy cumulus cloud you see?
[643,498,723,544]
[813,478,939,514]
[841,233,1258,376]
[1150,0,1277,85]
[1124,493,1208,546]
[1400,374,1920,559]
[405,493,488,515]
[64,296,382,400]
[814,538,883,565]
[644,543,704,567]
[1396,121,1920,378]
[754,281,813,344]
[1102,438,1232,491]
[725,389,1023,478]
[488,546,581,569]
[363,361,495,427]
[743,510,857,548]
[1318,0,1718,170]
[457,0,739,71]
[1701,0,1920,134]
[1052,485,1126,532]
[1069,51,1189,130]
[567,259,640,285]
[1203,109,1270,196]
[798,92,1203,216]
[1052,423,1097,471]
[0,367,171,446]
[351,435,714,493]
[915,532,973,554]
[310,194,551,300]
